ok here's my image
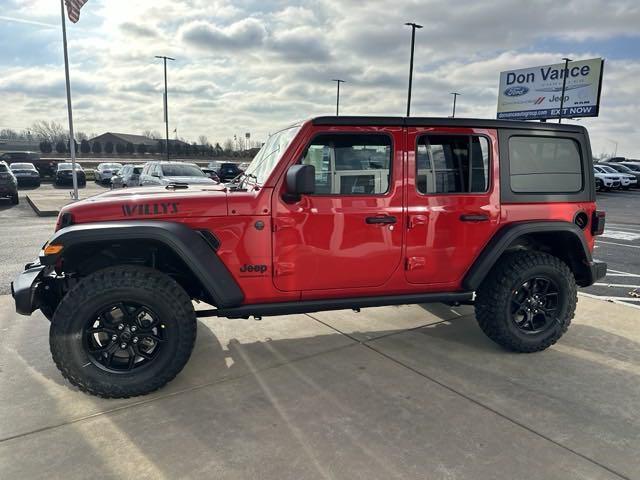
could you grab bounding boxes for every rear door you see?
[404,127,501,286]
[272,127,404,292]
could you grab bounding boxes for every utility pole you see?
[155,55,175,160]
[405,22,423,117]
[332,79,345,115]
[450,92,461,118]
[558,57,571,124]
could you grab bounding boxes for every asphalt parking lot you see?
[583,189,640,308]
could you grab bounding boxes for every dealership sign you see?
[497,58,604,120]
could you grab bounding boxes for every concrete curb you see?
[26,195,59,217]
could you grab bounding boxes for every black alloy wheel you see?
[510,276,559,334]
[84,302,167,373]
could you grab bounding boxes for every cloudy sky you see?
[1,0,638,155]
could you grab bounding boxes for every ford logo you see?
[504,86,529,97]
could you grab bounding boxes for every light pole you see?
[558,57,571,124]
[405,22,423,117]
[332,79,345,116]
[450,92,461,118]
[155,55,175,160]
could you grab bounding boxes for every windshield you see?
[11,163,35,169]
[243,126,301,185]
[599,165,617,173]
[58,163,83,170]
[161,164,204,177]
[623,163,640,171]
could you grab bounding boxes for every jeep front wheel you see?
[50,266,197,398]
[475,251,577,353]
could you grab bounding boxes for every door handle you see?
[366,215,397,225]
[460,214,489,222]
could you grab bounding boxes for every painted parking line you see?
[600,230,640,241]
[596,240,640,249]
[607,269,640,278]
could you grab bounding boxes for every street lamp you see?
[332,79,345,116]
[405,22,423,117]
[450,92,461,118]
[155,55,175,160]
[558,57,571,124]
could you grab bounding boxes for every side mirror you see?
[285,164,315,201]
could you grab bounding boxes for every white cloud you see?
[0,0,639,157]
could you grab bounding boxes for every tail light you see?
[591,210,606,236]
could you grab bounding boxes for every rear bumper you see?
[11,262,46,315]
[585,260,607,286]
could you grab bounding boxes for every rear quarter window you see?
[509,136,582,193]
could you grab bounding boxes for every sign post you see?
[497,58,604,121]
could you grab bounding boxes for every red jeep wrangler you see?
[12,117,606,398]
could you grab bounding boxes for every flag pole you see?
[60,0,79,200]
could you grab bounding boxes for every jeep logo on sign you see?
[240,264,267,274]
[503,86,529,97]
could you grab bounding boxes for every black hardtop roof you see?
[311,116,587,133]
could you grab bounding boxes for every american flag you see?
[65,0,88,23]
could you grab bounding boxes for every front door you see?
[405,127,501,287]
[272,127,404,292]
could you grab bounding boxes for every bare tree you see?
[223,138,234,152]
[30,120,66,142]
[142,130,163,140]
[76,131,89,141]
[198,135,208,146]
[0,128,20,139]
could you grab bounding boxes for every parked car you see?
[593,167,620,191]
[0,151,40,164]
[55,163,86,187]
[138,161,216,186]
[606,163,640,187]
[0,161,19,204]
[200,167,221,182]
[212,162,243,182]
[9,162,41,187]
[13,116,607,398]
[594,164,634,189]
[94,163,123,184]
[110,164,144,188]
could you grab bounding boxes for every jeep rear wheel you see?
[475,251,576,353]
[50,266,197,398]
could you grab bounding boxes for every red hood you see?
[58,184,229,225]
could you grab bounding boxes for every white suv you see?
[593,166,620,191]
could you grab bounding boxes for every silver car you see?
[111,164,144,188]
[95,162,123,184]
[138,162,216,186]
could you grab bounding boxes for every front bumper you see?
[11,262,46,315]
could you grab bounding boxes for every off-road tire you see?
[475,251,577,353]
[50,265,197,398]
[11,194,19,205]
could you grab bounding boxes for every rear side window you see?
[416,135,489,194]
[301,134,392,195]
[509,136,582,193]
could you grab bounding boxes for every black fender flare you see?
[42,221,244,308]
[462,221,595,290]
